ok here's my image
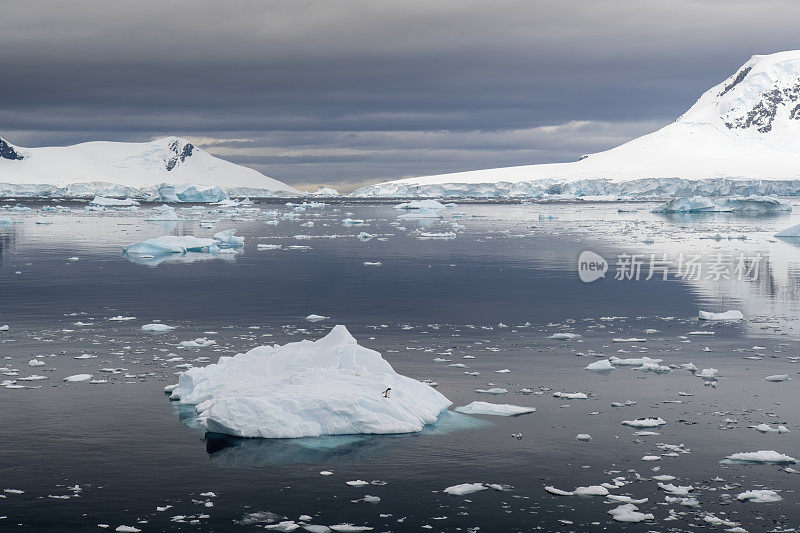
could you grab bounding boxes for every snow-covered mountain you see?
[0,136,301,200]
[355,50,800,198]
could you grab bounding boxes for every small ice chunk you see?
[553,392,587,400]
[622,417,667,428]
[443,483,487,496]
[607,504,654,523]
[64,374,93,382]
[549,333,580,340]
[585,359,614,372]
[142,323,175,333]
[698,310,743,321]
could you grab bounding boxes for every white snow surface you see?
[0,136,299,199]
[169,325,452,438]
[354,51,800,198]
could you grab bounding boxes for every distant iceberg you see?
[168,325,452,438]
[653,195,791,213]
[89,195,139,207]
[308,186,339,197]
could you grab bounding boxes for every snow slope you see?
[0,136,300,199]
[355,51,800,198]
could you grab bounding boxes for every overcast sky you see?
[2,0,799,191]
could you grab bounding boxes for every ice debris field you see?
[1,197,800,531]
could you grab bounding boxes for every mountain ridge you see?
[0,135,300,199]
[354,50,800,198]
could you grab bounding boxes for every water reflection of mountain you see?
[202,411,488,468]
[0,224,17,262]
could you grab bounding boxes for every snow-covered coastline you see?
[0,136,301,201]
[354,51,800,198]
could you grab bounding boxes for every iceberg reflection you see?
[202,410,488,467]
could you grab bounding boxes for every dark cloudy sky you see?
[2,0,799,191]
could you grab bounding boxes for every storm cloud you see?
[2,0,800,190]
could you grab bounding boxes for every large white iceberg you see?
[169,325,452,438]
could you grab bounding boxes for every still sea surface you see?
[0,199,799,532]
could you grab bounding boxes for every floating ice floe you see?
[178,338,215,348]
[443,483,487,496]
[416,231,456,239]
[475,387,508,395]
[169,325,452,438]
[764,374,789,382]
[142,323,175,333]
[306,314,328,322]
[621,417,667,428]
[607,504,654,523]
[736,489,782,503]
[549,332,580,340]
[609,356,662,366]
[585,359,614,372]
[721,450,797,464]
[64,374,93,382]
[123,230,244,257]
[553,392,588,399]
[213,229,245,248]
[454,402,535,416]
[750,423,790,433]
[698,310,743,321]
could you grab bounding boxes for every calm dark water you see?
[0,200,798,532]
